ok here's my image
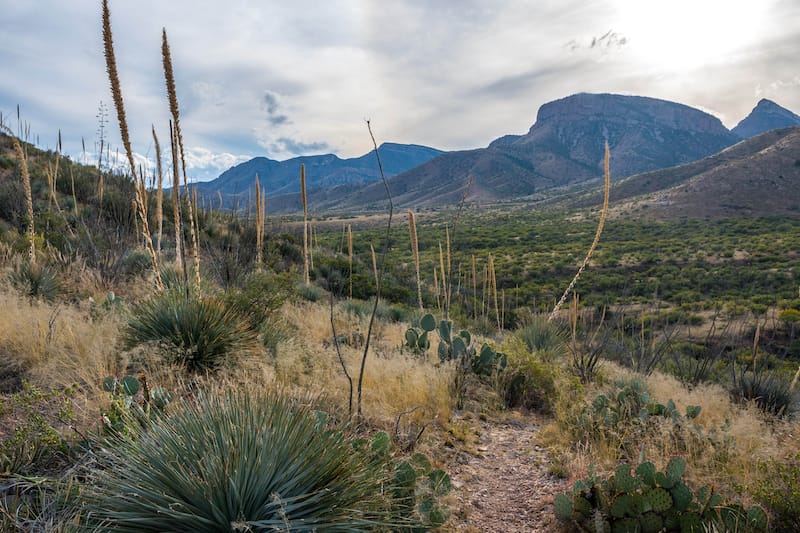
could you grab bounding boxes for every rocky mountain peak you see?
[732,99,800,139]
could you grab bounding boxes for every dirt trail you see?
[447,412,568,532]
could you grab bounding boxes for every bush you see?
[515,315,566,356]
[751,454,800,532]
[730,371,797,417]
[296,282,324,302]
[9,260,61,302]
[497,337,575,413]
[121,290,260,372]
[87,391,422,531]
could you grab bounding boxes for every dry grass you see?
[547,360,788,503]
[277,300,453,429]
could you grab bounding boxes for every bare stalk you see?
[162,28,199,296]
[301,163,309,285]
[103,0,163,291]
[152,125,164,255]
[356,120,393,420]
[408,210,423,310]
[549,141,611,321]
[0,123,35,263]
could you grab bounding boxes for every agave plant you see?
[87,391,404,531]
[121,290,259,372]
[9,261,61,302]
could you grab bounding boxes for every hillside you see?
[562,127,800,219]
[323,93,740,210]
[192,142,443,208]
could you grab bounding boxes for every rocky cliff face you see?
[507,93,739,179]
[732,99,800,139]
[338,93,741,208]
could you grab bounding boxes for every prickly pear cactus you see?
[553,455,768,533]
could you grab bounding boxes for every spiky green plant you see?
[121,290,259,372]
[9,261,61,302]
[87,391,409,531]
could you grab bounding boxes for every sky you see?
[1,0,798,181]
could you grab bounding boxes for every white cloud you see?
[1,0,799,182]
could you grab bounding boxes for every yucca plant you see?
[87,391,405,531]
[10,260,61,302]
[121,290,259,372]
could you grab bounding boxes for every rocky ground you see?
[446,412,568,532]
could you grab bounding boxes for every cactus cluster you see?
[101,374,172,434]
[579,382,701,439]
[404,313,507,377]
[554,457,768,532]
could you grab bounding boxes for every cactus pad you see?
[554,493,573,521]
[639,511,663,533]
[670,481,693,512]
[645,487,673,513]
[665,456,686,482]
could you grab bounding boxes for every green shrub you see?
[730,371,797,417]
[750,454,800,532]
[121,290,260,372]
[0,383,77,475]
[516,315,566,357]
[9,260,61,302]
[296,281,324,302]
[87,391,425,531]
[497,337,575,413]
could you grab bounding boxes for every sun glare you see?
[614,0,768,71]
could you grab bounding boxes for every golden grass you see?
[277,300,453,429]
[547,360,788,501]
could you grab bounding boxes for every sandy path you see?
[447,413,568,532]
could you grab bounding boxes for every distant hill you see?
[193,143,443,207]
[568,127,800,219]
[325,93,740,210]
[732,99,800,139]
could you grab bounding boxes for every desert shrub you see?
[223,269,291,328]
[0,383,77,475]
[730,370,797,417]
[9,260,61,302]
[515,314,567,356]
[87,391,428,531]
[121,290,260,372]
[750,454,800,532]
[296,281,324,302]
[497,337,578,413]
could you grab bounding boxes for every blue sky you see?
[1,0,798,181]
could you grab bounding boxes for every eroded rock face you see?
[508,93,739,179]
[732,98,800,139]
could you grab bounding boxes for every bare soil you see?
[446,411,568,532]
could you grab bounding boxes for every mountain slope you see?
[330,93,740,210]
[732,99,800,139]
[194,143,443,205]
[566,127,800,219]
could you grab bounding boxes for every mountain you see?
[732,99,800,139]
[568,127,800,218]
[329,93,740,209]
[194,143,443,206]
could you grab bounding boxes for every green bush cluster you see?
[0,382,77,475]
[122,290,260,372]
[88,391,448,531]
[555,457,768,532]
[749,454,800,532]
